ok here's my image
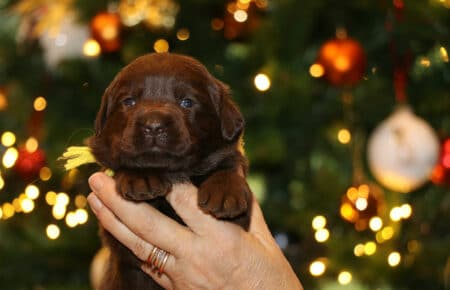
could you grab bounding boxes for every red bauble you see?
[91,12,121,52]
[316,37,367,86]
[14,148,46,181]
[431,138,450,186]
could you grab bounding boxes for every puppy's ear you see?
[211,79,244,141]
[94,88,112,136]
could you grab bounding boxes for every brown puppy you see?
[88,53,251,290]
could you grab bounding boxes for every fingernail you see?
[88,173,104,192]
[87,193,103,214]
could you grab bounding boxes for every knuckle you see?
[132,238,150,260]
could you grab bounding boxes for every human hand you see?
[87,172,303,290]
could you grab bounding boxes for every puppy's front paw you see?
[198,171,251,219]
[115,171,171,201]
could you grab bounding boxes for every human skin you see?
[87,172,303,290]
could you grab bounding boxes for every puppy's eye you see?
[122,97,136,107]
[179,98,194,108]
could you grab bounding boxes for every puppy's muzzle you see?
[137,111,173,147]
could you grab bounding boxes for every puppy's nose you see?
[143,121,164,135]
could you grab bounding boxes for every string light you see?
[400,203,412,219]
[338,271,352,285]
[0,174,3,190]
[388,252,401,267]
[25,137,39,153]
[46,224,60,240]
[315,228,330,242]
[20,198,34,213]
[440,46,449,62]
[83,39,101,57]
[312,215,327,230]
[233,10,248,22]
[176,28,190,41]
[390,207,403,222]
[75,208,88,224]
[337,128,351,144]
[33,96,47,111]
[354,243,365,257]
[45,191,57,206]
[75,195,87,208]
[65,212,78,228]
[369,216,383,232]
[39,167,52,181]
[25,185,40,200]
[153,39,169,53]
[1,131,16,147]
[309,63,325,78]
[2,203,15,219]
[309,259,326,276]
[254,73,271,91]
[3,147,19,168]
[364,241,377,255]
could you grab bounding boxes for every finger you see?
[88,172,192,256]
[87,193,153,261]
[166,183,219,234]
[141,263,174,290]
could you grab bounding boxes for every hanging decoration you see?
[367,106,439,193]
[431,138,450,187]
[315,31,366,87]
[14,146,47,181]
[91,12,122,53]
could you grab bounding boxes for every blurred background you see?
[0,0,449,289]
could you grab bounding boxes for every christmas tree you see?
[0,0,449,289]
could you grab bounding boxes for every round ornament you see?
[316,37,366,86]
[431,138,450,186]
[91,12,121,53]
[14,147,46,181]
[340,182,384,231]
[367,106,439,193]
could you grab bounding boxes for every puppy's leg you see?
[115,170,171,201]
[198,169,252,222]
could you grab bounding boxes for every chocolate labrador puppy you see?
[88,53,251,290]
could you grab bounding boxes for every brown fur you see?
[88,53,251,290]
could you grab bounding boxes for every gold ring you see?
[146,246,170,275]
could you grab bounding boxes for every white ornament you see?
[40,14,89,68]
[367,105,439,193]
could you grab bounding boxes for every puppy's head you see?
[89,53,244,171]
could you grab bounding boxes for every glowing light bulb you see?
[309,63,324,78]
[315,228,330,243]
[176,28,190,41]
[56,192,70,206]
[353,243,365,257]
[388,251,401,267]
[75,195,87,208]
[154,39,169,53]
[390,207,403,222]
[1,131,16,147]
[309,260,326,276]
[337,129,351,144]
[21,198,34,213]
[369,216,383,232]
[75,208,89,224]
[46,191,57,206]
[233,10,248,22]
[46,224,60,240]
[355,197,368,211]
[338,271,352,285]
[312,215,327,230]
[83,39,101,57]
[25,185,40,200]
[25,137,38,153]
[33,96,47,111]
[254,73,271,91]
[400,204,412,219]
[3,147,18,168]
[40,167,52,181]
[364,241,377,255]
[65,212,78,228]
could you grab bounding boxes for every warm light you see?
[346,187,358,201]
[440,47,449,62]
[75,195,88,208]
[33,96,47,111]
[354,243,365,257]
[315,228,330,242]
[56,192,70,206]
[52,204,67,220]
[381,226,395,240]
[3,147,19,168]
[355,197,368,211]
[39,167,52,181]
[254,73,271,91]
[312,215,327,230]
[20,198,34,213]
[388,252,401,267]
[340,202,357,222]
[25,185,40,200]
[358,184,369,197]
[46,224,60,240]
[176,28,190,41]
[0,175,3,190]
[83,39,101,57]
[1,131,16,147]
[25,137,39,153]
[334,56,350,71]
[369,216,383,232]
[45,191,57,206]
[309,63,325,78]
[153,39,169,53]
[2,202,15,219]
[337,129,351,144]
[233,10,248,22]
[364,241,377,255]
[400,203,412,219]
[13,197,22,213]
[338,271,352,285]
[65,212,78,228]
[420,57,431,67]
[390,207,403,221]
[0,207,2,219]
[75,208,89,224]
[309,260,326,276]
